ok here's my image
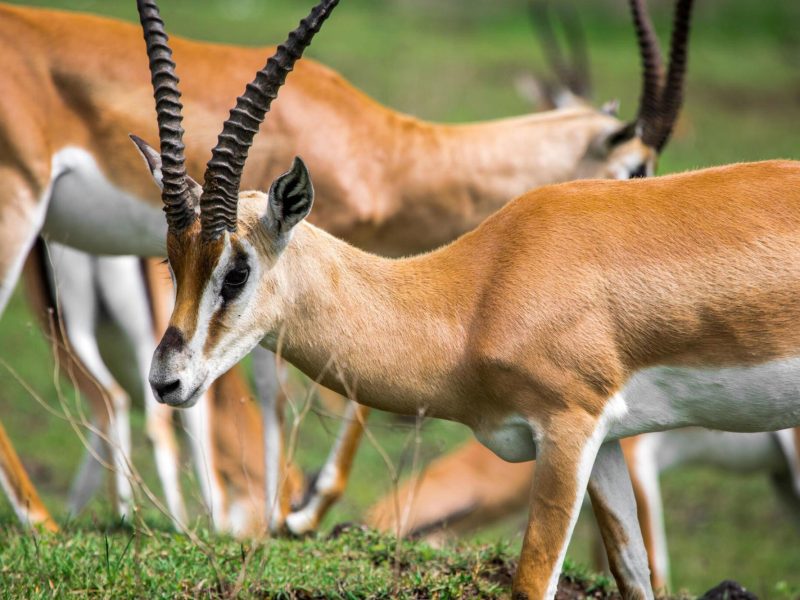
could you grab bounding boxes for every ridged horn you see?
[628,0,665,148]
[651,0,695,152]
[529,0,591,99]
[136,0,196,231]
[199,0,340,241]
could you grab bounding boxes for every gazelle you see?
[283,0,694,535]
[0,0,687,533]
[15,241,291,532]
[367,428,800,591]
[136,1,800,597]
[0,419,58,532]
[133,2,800,599]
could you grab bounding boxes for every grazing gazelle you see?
[366,428,800,591]
[0,0,687,532]
[285,0,695,535]
[135,0,800,598]
[18,240,291,532]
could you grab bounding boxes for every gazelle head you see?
[132,0,334,406]
[520,0,695,181]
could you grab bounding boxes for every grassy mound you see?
[0,524,618,599]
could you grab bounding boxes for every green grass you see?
[0,524,617,599]
[2,0,800,597]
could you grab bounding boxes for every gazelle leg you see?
[68,424,109,515]
[62,332,134,521]
[43,244,134,520]
[252,345,286,532]
[588,440,654,600]
[138,258,188,529]
[0,167,50,316]
[285,400,370,536]
[513,411,604,600]
[180,392,228,532]
[0,418,58,532]
[144,396,187,529]
[774,428,800,498]
[621,435,669,592]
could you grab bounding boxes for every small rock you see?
[698,580,757,600]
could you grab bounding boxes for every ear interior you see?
[605,122,638,148]
[590,121,638,157]
[600,99,620,117]
[266,156,314,235]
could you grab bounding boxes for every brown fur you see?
[366,439,532,540]
[0,3,637,254]
[622,438,666,591]
[208,366,304,534]
[165,160,800,598]
[0,419,58,532]
[0,2,654,540]
[146,258,303,532]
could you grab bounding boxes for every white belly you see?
[650,428,786,474]
[42,147,166,256]
[609,357,800,440]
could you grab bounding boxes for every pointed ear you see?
[513,73,547,108]
[129,134,203,206]
[600,98,620,117]
[130,134,164,189]
[589,121,638,157]
[265,156,314,235]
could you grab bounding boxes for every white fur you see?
[46,243,135,520]
[0,460,42,528]
[475,415,538,462]
[42,148,165,256]
[252,346,285,531]
[152,237,265,408]
[0,171,52,315]
[180,393,228,531]
[608,359,800,441]
[631,427,798,589]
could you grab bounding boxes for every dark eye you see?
[221,266,249,302]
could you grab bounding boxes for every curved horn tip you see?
[200,0,339,239]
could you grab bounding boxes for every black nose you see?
[153,379,181,403]
[629,164,647,179]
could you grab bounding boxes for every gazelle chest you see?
[474,416,539,462]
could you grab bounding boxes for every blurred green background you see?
[1,0,799,597]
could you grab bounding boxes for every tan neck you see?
[266,223,479,422]
[343,107,615,255]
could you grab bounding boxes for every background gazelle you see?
[134,0,800,599]
[284,0,694,535]
[366,428,800,592]
[22,237,309,533]
[0,0,689,533]
[18,241,287,532]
